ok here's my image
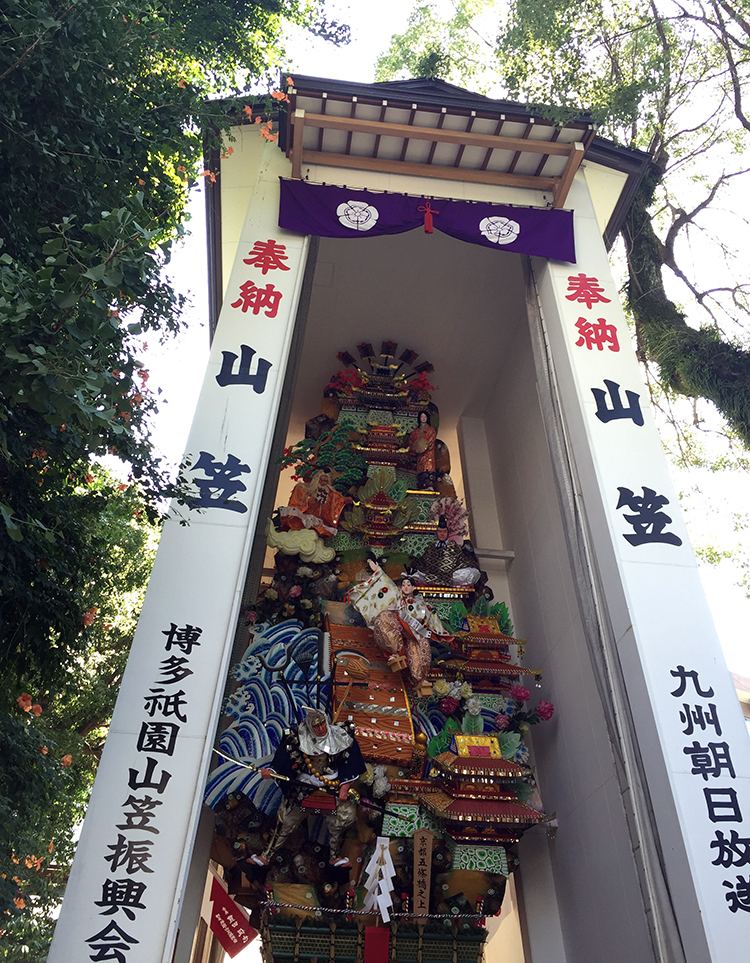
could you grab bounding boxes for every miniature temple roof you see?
[431,751,530,779]
[418,790,544,825]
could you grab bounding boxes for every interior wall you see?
[483,313,656,962]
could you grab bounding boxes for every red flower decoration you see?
[439,696,460,715]
[537,700,555,721]
[509,684,530,703]
[494,713,509,730]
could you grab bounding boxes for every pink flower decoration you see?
[289,585,302,598]
[439,697,460,716]
[509,684,530,703]
[537,700,555,721]
[494,713,509,730]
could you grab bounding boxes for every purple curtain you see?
[278,178,575,262]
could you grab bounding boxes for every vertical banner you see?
[48,146,309,963]
[412,828,434,916]
[533,174,750,958]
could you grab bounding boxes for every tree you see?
[0,0,348,679]
[0,0,349,949]
[0,467,160,955]
[377,0,750,454]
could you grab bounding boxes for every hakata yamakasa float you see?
[49,76,750,963]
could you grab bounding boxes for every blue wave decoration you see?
[205,619,331,809]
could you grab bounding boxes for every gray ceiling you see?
[287,228,528,440]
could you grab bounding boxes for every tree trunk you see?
[623,162,750,447]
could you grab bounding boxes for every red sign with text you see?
[209,877,258,958]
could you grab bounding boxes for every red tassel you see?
[418,201,439,233]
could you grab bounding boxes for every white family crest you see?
[479,215,520,245]
[337,200,379,231]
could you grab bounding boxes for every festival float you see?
[205,342,555,961]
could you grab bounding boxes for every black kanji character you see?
[103,834,154,874]
[157,656,193,685]
[116,795,163,834]
[143,688,187,722]
[616,487,683,546]
[136,721,180,757]
[591,380,644,426]
[215,344,273,392]
[704,788,743,823]
[711,830,750,868]
[669,665,715,698]
[127,757,172,795]
[683,741,735,780]
[679,703,722,737]
[724,875,750,913]
[95,879,147,920]
[85,920,139,963]
[162,623,202,655]
[189,452,250,513]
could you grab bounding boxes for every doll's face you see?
[317,471,330,489]
[401,578,415,596]
[419,412,428,425]
[312,718,328,737]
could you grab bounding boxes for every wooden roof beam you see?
[553,141,585,208]
[297,111,583,158]
[299,148,558,192]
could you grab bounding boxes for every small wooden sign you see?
[412,828,434,915]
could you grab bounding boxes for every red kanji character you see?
[231,281,282,318]
[575,317,620,352]
[243,239,290,274]
[566,273,611,309]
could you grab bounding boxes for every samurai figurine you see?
[251,707,366,868]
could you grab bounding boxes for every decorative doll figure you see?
[251,707,366,868]
[279,467,352,539]
[417,515,482,587]
[347,559,450,683]
[409,410,437,489]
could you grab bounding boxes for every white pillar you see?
[49,145,308,963]
[532,171,750,960]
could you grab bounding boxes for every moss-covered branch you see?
[624,162,750,447]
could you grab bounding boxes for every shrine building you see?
[48,76,750,963]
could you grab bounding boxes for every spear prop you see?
[212,747,290,781]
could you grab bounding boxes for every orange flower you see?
[81,607,98,627]
[271,90,290,103]
[13,897,25,910]
[177,165,186,172]
[48,841,54,854]
[16,693,32,711]
[227,146,234,155]
[254,115,262,125]
[61,755,72,767]
[118,483,128,492]
[84,473,94,484]
[286,76,294,86]
[138,178,145,185]
[31,448,47,459]
[31,705,42,717]
[178,79,186,88]
[39,746,48,755]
